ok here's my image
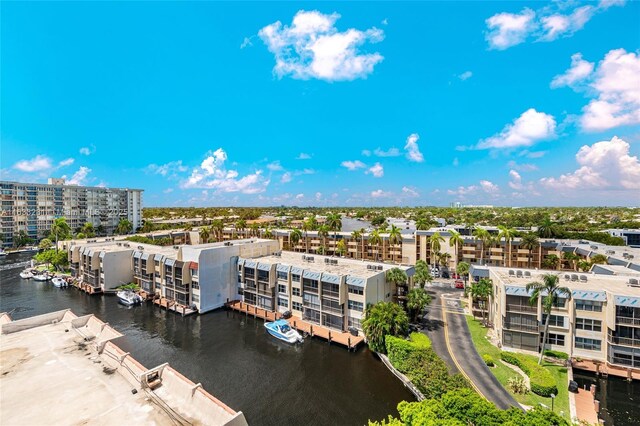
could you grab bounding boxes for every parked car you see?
[455,280,464,289]
[442,271,450,279]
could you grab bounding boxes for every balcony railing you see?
[257,288,273,297]
[322,289,340,299]
[303,285,319,294]
[303,301,321,310]
[506,304,537,314]
[617,317,640,327]
[504,323,539,333]
[608,335,640,348]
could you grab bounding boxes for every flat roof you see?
[254,251,413,278]
[490,267,640,297]
[0,179,143,192]
[74,240,180,257]
[0,310,244,426]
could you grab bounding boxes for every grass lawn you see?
[465,316,570,420]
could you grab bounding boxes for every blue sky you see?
[2,1,639,207]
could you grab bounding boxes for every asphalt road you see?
[421,285,460,373]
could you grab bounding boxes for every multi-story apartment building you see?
[237,251,414,332]
[485,266,640,373]
[605,229,640,248]
[64,238,279,313]
[1,178,142,248]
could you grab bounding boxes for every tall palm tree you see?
[562,251,580,271]
[520,232,539,268]
[359,228,367,260]
[388,225,402,261]
[81,222,95,238]
[438,252,452,270]
[362,302,409,353]
[211,219,224,241]
[302,218,315,254]
[498,226,516,268]
[116,219,133,235]
[290,228,302,251]
[386,267,408,288]
[416,217,430,231]
[317,225,330,254]
[235,219,247,238]
[326,213,342,254]
[429,232,445,266]
[456,261,470,286]
[538,217,559,238]
[351,229,362,260]
[526,274,571,364]
[199,226,210,244]
[414,259,432,288]
[406,288,432,322]
[473,227,490,265]
[448,229,464,271]
[369,230,382,261]
[470,278,493,326]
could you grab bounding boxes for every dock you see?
[226,300,365,350]
[151,296,197,316]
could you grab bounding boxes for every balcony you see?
[608,335,640,348]
[257,287,273,297]
[506,304,537,314]
[322,289,340,299]
[617,316,640,327]
[321,302,343,315]
[303,285,318,294]
[504,323,539,333]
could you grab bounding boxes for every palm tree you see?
[414,259,432,288]
[362,302,409,353]
[289,228,302,251]
[302,218,315,254]
[562,251,580,271]
[448,229,464,271]
[406,288,432,322]
[51,217,71,251]
[470,278,493,326]
[235,219,247,238]
[520,232,539,268]
[263,227,274,239]
[578,260,592,272]
[81,222,95,238]
[388,225,402,260]
[416,217,431,231]
[317,225,330,253]
[456,261,470,287]
[211,219,224,241]
[526,274,571,364]
[498,226,516,268]
[326,213,342,254]
[590,254,608,265]
[429,232,445,265]
[336,239,346,257]
[199,226,210,244]
[351,230,362,260]
[542,254,560,270]
[438,252,452,270]
[473,227,490,265]
[250,223,260,237]
[538,217,560,238]
[386,267,408,287]
[369,230,382,261]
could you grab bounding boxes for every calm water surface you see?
[573,370,639,426]
[0,252,413,425]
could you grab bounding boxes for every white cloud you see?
[366,162,384,178]
[294,168,315,176]
[402,186,419,197]
[281,172,292,183]
[147,160,189,177]
[539,5,595,41]
[550,53,594,88]
[447,185,478,197]
[479,180,500,194]
[507,161,538,172]
[58,158,75,168]
[258,10,384,81]
[240,37,253,49]
[373,147,400,157]
[459,71,473,81]
[520,150,547,159]
[485,8,536,50]
[67,167,91,185]
[361,149,371,157]
[296,193,305,200]
[447,180,500,198]
[182,148,270,194]
[79,145,96,156]
[267,161,283,171]
[341,160,366,171]
[315,192,322,201]
[508,170,524,190]
[539,136,640,190]
[13,155,53,172]
[163,188,174,194]
[370,189,392,198]
[297,152,312,160]
[477,109,556,149]
[404,133,424,162]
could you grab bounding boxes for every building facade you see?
[1,178,143,247]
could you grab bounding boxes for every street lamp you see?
[550,393,556,411]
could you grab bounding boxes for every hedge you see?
[500,352,557,397]
[409,332,431,349]
[544,350,569,360]
[482,354,495,367]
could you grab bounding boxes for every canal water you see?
[573,370,639,425]
[0,252,414,425]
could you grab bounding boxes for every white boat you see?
[33,273,51,281]
[20,270,34,279]
[0,250,7,256]
[52,277,68,288]
[264,319,304,344]
[117,290,142,306]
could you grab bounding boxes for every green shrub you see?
[409,332,431,349]
[544,350,568,360]
[500,352,557,397]
[507,376,529,394]
[385,336,416,372]
[482,354,495,367]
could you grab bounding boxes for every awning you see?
[276,264,290,273]
[290,267,303,275]
[164,258,176,267]
[572,290,607,302]
[244,260,257,268]
[257,263,271,271]
[133,251,142,259]
[321,274,340,284]
[303,270,321,280]
[615,295,640,308]
[505,286,533,297]
[346,276,366,288]
[189,261,198,270]
[141,252,151,261]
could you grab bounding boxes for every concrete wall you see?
[102,250,134,291]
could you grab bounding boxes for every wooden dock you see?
[226,300,365,351]
[151,296,197,317]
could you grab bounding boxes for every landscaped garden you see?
[466,316,570,420]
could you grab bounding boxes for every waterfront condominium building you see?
[483,266,640,374]
[237,251,415,332]
[64,238,279,313]
[0,178,143,248]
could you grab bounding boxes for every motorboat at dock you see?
[264,319,304,344]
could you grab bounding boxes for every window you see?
[192,281,199,290]
[277,271,288,281]
[291,273,300,282]
[277,297,288,308]
[348,316,362,329]
[292,287,301,297]
[576,300,603,312]
[278,284,287,294]
[575,337,601,351]
[348,285,363,295]
[348,300,363,312]
[192,294,199,303]
[544,333,565,346]
[190,268,198,277]
[576,318,602,332]
[292,301,303,311]
[552,298,566,308]
[541,314,565,328]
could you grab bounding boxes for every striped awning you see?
[276,264,290,273]
[133,251,142,259]
[303,270,321,280]
[257,263,271,271]
[164,258,176,267]
[615,295,640,307]
[290,267,303,275]
[505,286,533,297]
[321,274,340,284]
[346,276,366,288]
[572,290,607,301]
[244,260,257,268]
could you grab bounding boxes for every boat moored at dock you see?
[19,270,34,279]
[264,319,304,344]
[52,277,68,288]
[116,290,143,306]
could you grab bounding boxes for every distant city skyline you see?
[2,2,639,207]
